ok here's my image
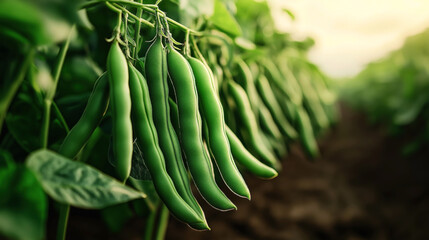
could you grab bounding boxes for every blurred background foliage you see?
[339,29,429,155]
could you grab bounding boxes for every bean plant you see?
[0,0,337,239]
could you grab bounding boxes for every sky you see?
[269,0,429,78]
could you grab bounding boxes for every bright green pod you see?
[226,126,278,179]
[106,40,132,182]
[256,74,298,140]
[235,59,284,151]
[58,73,109,159]
[145,38,208,229]
[264,59,302,106]
[188,57,250,199]
[295,105,319,158]
[235,59,260,111]
[297,71,330,132]
[128,63,205,228]
[226,80,281,170]
[166,46,236,211]
[258,105,283,141]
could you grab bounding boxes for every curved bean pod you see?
[255,74,298,140]
[226,80,281,170]
[167,46,236,211]
[145,38,208,229]
[225,126,278,179]
[128,63,205,228]
[188,57,250,199]
[58,73,109,159]
[107,41,132,182]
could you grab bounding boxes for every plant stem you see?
[112,3,154,28]
[133,0,143,60]
[52,101,70,133]
[154,204,169,240]
[49,26,74,240]
[143,204,158,240]
[0,49,34,134]
[41,100,52,148]
[41,25,74,148]
[81,0,202,36]
[56,204,70,240]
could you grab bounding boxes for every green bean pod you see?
[58,73,109,159]
[258,105,283,141]
[235,59,284,152]
[188,57,250,199]
[145,38,208,229]
[235,59,260,111]
[167,46,236,211]
[296,71,330,132]
[272,85,298,124]
[128,63,205,228]
[264,59,302,106]
[107,40,132,182]
[225,126,278,179]
[256,74,298,140]
[226,80,281,170]
[295,105,319,158]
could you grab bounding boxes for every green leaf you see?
[26,149,145,209]
[0,163,47,240]
[210,0,242,37]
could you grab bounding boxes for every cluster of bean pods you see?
[57,27,336,229]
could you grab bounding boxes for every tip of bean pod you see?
[241,190,251,201]
[189,221,211,231]
[264,169,279,180]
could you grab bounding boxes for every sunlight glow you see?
[269,0,429,78]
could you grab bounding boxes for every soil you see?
[58,104,429,240]
[165,104,429,240]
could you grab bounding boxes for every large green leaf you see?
[26,149,145,209]
[210,0,241,37]
[0,163,47,240]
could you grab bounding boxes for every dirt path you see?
[166,105,429,240]
[59,105,429,240]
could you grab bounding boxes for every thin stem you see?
[81,0,202,36]
[52,101,70,133]
[143,204,159,240]
[0,49,34,134]
[105,2,123,41]
[41,100,51,148]
[191,36,208,65]
[49,26,73,240]
[112,3,154,28]
[41,25,74,148]
[133,0,144,60]
[184,30,190,56]
[154,204,169,240]
[56,204,70,240]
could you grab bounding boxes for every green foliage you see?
[210,0,242,37]
[341,28,429,154]
[26,150,145,209]
[0,162,47,240]
[0,0,337,237]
